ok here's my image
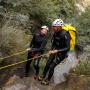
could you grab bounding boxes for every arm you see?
[51,34,55,49]
[29,34,35,48]
[58,33,70,52]
[33,38,47,52]
[39,39,47,51]
[49,32,70,54]
[51,39,55,49]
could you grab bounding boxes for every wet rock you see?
[2,75,27,90]
[5,75,24,86]
[28,85,40,90]
[52,74,90,90]
[3,84,27,90]
[54,52,78,84]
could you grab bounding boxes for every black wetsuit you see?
[42,30,70,81]
[25,32,47,76]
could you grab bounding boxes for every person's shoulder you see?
[61,29,68,35]
[34,32,40,36]
[61,29,70,38]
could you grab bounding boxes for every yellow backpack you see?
[62,24,76,51]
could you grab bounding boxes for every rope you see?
[0,52,79,70]
[1,51,89,78]
[0,50,27,61]
[0,50,60,61]
[0,53,49,70]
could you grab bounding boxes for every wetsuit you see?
[25,32,47,76]
[42,30,70,81]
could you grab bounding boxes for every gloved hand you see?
[49,50,58,54]
[26,48,31,51]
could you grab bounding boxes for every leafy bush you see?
[0,25,29,55]
[73,61,90,76]
[76,7,90,46]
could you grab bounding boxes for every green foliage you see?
[52,0,77,19]
[0,0,89,69]
[28,0,58,31]
[77,7,90,29]
[73,61,90,76]
[10,0,58,32]
[76,7,90,45]
[0,0,89,57]
[0,26,29,55]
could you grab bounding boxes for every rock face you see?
[52,74,90,90]
[77,0,90,8]
[2,75,51,90]
[3,84,27,90]
[2,74,90,90]
[2,75,27,90]
[75,0,90,14]
[54,52,78,84]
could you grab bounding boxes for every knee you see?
[50,63,56,70]
[45,62,51,69]
[46,55,54,65]
[46,59,52,66]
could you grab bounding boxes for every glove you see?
[49,50,58,54]
[26,48,31,51]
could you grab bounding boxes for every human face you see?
[41,29,48,35]
[52,26,62,32]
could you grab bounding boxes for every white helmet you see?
[41,25,49,31]
[52,19,64,26]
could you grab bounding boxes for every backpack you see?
[62,24,76,51]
